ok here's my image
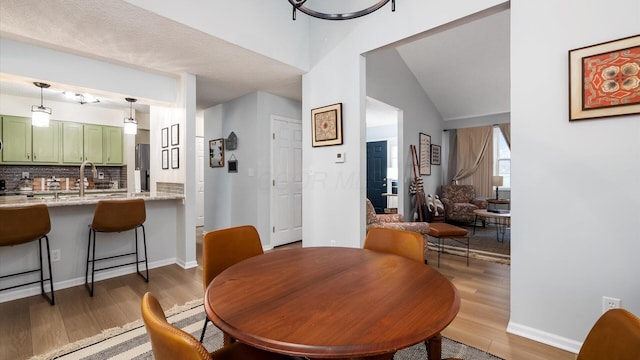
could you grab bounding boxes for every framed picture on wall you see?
[209,138,225,168]
[162,149,169,170]
[419,132,431,176]
[569,35,640,121]
[171,124,179,146]
[171,147,179,169]
[431,144,441,165]
[161,127,168,148]
[311,103,343,147]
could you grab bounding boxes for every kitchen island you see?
[0,191,186,303]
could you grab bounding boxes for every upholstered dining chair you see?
[576,308,640,360]
[141,292,291,360]
[363,228,425,264]
[200,225,265,343]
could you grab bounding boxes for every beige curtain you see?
[452,126,493,197]
[498,123,511,149]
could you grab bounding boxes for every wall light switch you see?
[336,152,346,163]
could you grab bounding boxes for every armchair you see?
[366,198,429,235]
[440,185,488,224]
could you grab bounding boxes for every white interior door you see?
[271,116,302,247]
[196,137,204,227]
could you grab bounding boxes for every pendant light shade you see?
[31,82,52,127]
[124,97,137,135]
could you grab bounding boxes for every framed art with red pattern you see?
[569,35,640,121]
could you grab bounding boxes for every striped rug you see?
[32,300,503,360]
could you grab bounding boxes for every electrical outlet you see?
[602,296,621,313]
[51,249,61,262]
[22,172,29,178]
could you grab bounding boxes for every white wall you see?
[366,47,444,218]
[508,0,640,352]
[203,91,301,248]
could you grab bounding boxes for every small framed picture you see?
[431,144,441,165]
[569,35,640,121]
[171,124,179,146]
[161,127,168,148]
[419,132,431,176]
[311,103,343,147]
[162,149,169,169]
[171,147,179,169]
[209,138,224,168]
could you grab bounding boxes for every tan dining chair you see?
[85,198,148,296]
[363,227,425,264]
[577,308,640,360]
[141,292,291,360]
[0,204,55,305]
[200,225,265,343]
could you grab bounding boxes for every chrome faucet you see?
[79,160,98,197]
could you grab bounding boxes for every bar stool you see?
[0,204,55,305]
[85,198,148,296]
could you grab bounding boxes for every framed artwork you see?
[228,154,238,173]
[171,147,179,169]
[161,127,168,148]
[209,138,225,168]
[162,149,169,169]
[419,133,431,176]
[311,103,343,147]
[171,124,180,146]
[431,144,441,165]
[569,35,640,121]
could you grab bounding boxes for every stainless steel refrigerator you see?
[135,144,150,192]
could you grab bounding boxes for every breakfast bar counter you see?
[0,191,186,303]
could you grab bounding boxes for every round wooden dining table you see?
[204,247,460,360]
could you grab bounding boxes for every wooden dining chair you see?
[141,292,291,360]
[576,308,640,360]
[363,227,425,263]
[200,225,265,343]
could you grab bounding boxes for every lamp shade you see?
[31,106,51,127]
[492,176,504,187]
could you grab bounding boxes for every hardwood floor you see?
[0,229,576,360]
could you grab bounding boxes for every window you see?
[493,127,511,188]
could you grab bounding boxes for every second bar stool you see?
[85,198,148,296]
[0,204,55,305]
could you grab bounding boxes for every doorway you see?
[270,115,303,247]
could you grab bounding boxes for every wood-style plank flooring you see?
[0,228,576,360]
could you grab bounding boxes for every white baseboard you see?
[0,258,176,303]
[177,259,199,269]
[507,321,582,354]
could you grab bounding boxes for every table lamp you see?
[492,176,503,200]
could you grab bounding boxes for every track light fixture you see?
[31,82,52,127]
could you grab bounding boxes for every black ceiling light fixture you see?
[288,0,395,20]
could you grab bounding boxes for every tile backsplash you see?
[0,165,127,191]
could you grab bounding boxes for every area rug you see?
[427,223,510,265]
[32,300,504,360]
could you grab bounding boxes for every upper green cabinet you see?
[83,124,104,163]
[103,126,123,164]
[62,122,84,164]
[1,116,60,164]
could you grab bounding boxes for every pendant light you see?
[31,82,52,127]
[288,0,395,20]
[124,97,137,135]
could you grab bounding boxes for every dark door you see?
[367,141,387,214]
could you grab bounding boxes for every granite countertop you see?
[0,191,184,208]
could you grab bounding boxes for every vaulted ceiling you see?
[0,1,509,121]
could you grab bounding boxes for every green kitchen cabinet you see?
[1,116,32,162]
[103,126,123,164]
[1,116,60,164]
[32,120,60,163]
[83,124,103,163]
[62,121,84,164]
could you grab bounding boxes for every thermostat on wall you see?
[335,152,345,163]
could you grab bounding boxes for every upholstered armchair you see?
[440,185,488,224]
[366,198,429,235]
